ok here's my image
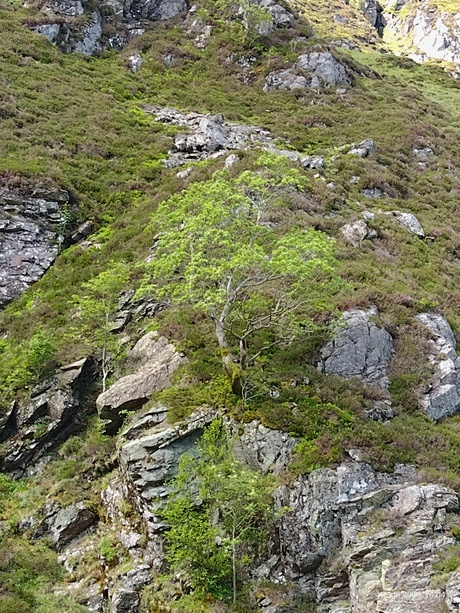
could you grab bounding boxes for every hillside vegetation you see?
[3,0,460,609]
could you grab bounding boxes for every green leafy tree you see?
[72,262,129,391]
[139,154,341,395]
[160,420,275,604]
[0,332,56,411]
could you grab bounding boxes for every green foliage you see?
[139,156,341,390]
[159,420,276,604]
[100,535,119,565]
[157,373,238,423]
[71,261,129,389]
[434,544,460,575]
[26,330,56,379]
[0,537,86,613]
[0,330,56,411]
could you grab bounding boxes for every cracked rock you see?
[416,312,460,420]
[264,51,351,92]
[318,307,394,388]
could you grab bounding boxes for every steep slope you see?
[2,0,460,611]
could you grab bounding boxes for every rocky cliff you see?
[3,0,460,611]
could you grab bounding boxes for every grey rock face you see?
[0,357,94,478]
[34,23,61,42]
[116,406,216,571]
[100,407,460,610]
[297,52,350,87]
[134,0,186,20]
[33,0,187,54]
[241,0,294,35]
[49,502,98,549]
[73,12,103,55]
[348,139,375,158]
[264,68,308,91]
[233,419,296,473]
[175,114,230,153]
[274,463,458,611]
[383,2,460,66]
[96,333,186,433]
[416,313,460,420]
[0,186,69,308]
[109,565,151,613]
[264,51,351,92]
[318,308,394,389]
[40,0,84,16]
[262,0,294,29]
[385,210,425,237]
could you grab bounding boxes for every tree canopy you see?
[139,154,341,394]
[72,262,129,391]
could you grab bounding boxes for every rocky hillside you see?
[3,0,460,611]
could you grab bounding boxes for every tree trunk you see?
[102,345,108,392]
[239,338,248,371]
[214,318,242,396]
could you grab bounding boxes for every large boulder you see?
[264,51,351,92]
[341,219,377,247]
[96,332,186,433]
[348,138,376,158]
[384,210,425,237]
[0,357,94,478]
[49,502,98,550]
[318,308,394,389]
[416,313,460,420]
[175,114,230,153]
[0,186,69,308]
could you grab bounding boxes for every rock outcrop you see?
[264,51,351,92]
[348,139,375,158]
[0,186,69,308]
[416,312,460,421]
[48,502,98,550]
[20,500,98,550]
[33,0,188,54]
[98,407,460,611]
[97,332,186,433]
[149,106,329,169]
[118,406,214,530]
[273,463,459,611]
[0,357,94,478]
[108,564,151,613]
[364,0,460,66]
[147,106,274,167]
[241,0,295,36]
[318,308,394,389]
